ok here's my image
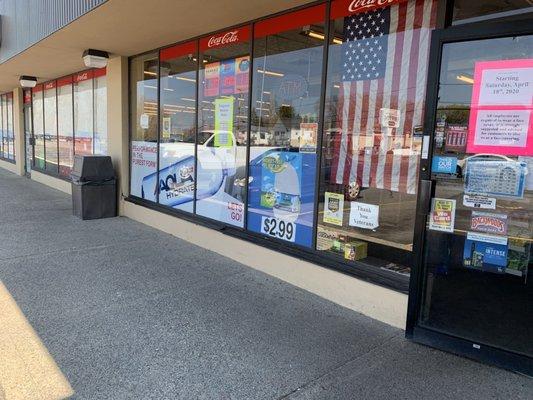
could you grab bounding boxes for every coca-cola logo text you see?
[76,72,88,82]
[348,0,401,13]
[207,31,239,48]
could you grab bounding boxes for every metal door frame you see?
[406,16,533,376]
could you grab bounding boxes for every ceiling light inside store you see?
[82,49,109,68]
[176,76,196,82]
[302,27,343,45]
[456,74,474,84]
[19,75,37,88]
[257,69,284,77]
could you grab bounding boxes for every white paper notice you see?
[349,202,379,230]
[479,67,533,106]
[474,110,530,147]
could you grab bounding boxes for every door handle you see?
[417,179,433,216]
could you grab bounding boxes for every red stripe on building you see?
[161,41,197,61]
[254,5,326,38]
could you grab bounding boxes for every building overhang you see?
[0,0,312,92]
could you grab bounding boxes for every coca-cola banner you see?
[254,4,326,38]
[44,81,56,90]
[200,25,250,51]
[74,70,94,83]
[331,0,408,19]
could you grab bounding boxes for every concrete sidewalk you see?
[0,169,530,400]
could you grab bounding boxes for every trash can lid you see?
[71,155,115,182]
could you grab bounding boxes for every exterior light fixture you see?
[82,49,109,68]
[19,75,37,88]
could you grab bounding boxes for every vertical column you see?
[106,56,129,215]
[13,88,25,176]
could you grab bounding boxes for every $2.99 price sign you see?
[261,216,296,242]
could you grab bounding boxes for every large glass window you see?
[23,90,33,172]
[157,42,198,212]
[74,71,94,156]
[32,86,45,170]
[6,93,14,161]
[57,76,74,177]
[0,95,6,159]
[94,69,107,155]
[130,52,159,200]
[44,81,58,172]
[316,0,438,273]
[196,27,250,226]
[247,5,326,247]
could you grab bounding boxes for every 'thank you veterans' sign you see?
[467,59,533,156]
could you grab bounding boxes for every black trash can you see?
[71,155,117,220]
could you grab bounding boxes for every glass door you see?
[409,22,532,375]
[23,102,33,176]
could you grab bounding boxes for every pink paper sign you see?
[467,59,533,156]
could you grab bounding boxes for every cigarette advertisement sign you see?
[467,59,533,156]
[463,232,508,273]
[470,211,508,235]
[428,198,456,233]
[324,192,344,226]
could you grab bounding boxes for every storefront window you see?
[452,0,533,24]
[32,85,45,170]
[196,27,250,226]
[44,81,58,172]
[130,52,159,200]
[7,93,14,161]
[94,69,107,155]
[157,42,198,212]
[74,71,94,156]
[58,76,74,177]
[23,90,33,172]
[0,95,5,159]
[316,0,437,272]
[247,5,326,247]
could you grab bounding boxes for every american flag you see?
[331,0,437,194]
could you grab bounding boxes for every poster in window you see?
[324,192,344,226]
[467,59,533,156]
[428,198,456,233]
[247,150,316,247]
[464,159,527,198]
[463,232,508,273]
[204,62,220,97]
[235,56,250,93]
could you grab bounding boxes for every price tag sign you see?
[261,216,296,242]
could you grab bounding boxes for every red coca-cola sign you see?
[200,26,250,51]
[208,31,238,47]
[331,0,406,19]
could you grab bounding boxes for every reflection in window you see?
[247,5,326,247]
[74,72,94,156]
[157,42,198,212]
[32,86,45,170]
[453,0,533,24]
[130,52,159,200]
[195,27,250,226]
[0,95,6,159]
[6,94,14,160]
[317,0,438,273]
[44,82,58,172]
[58,76,74,177]
[94,71,107,155]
